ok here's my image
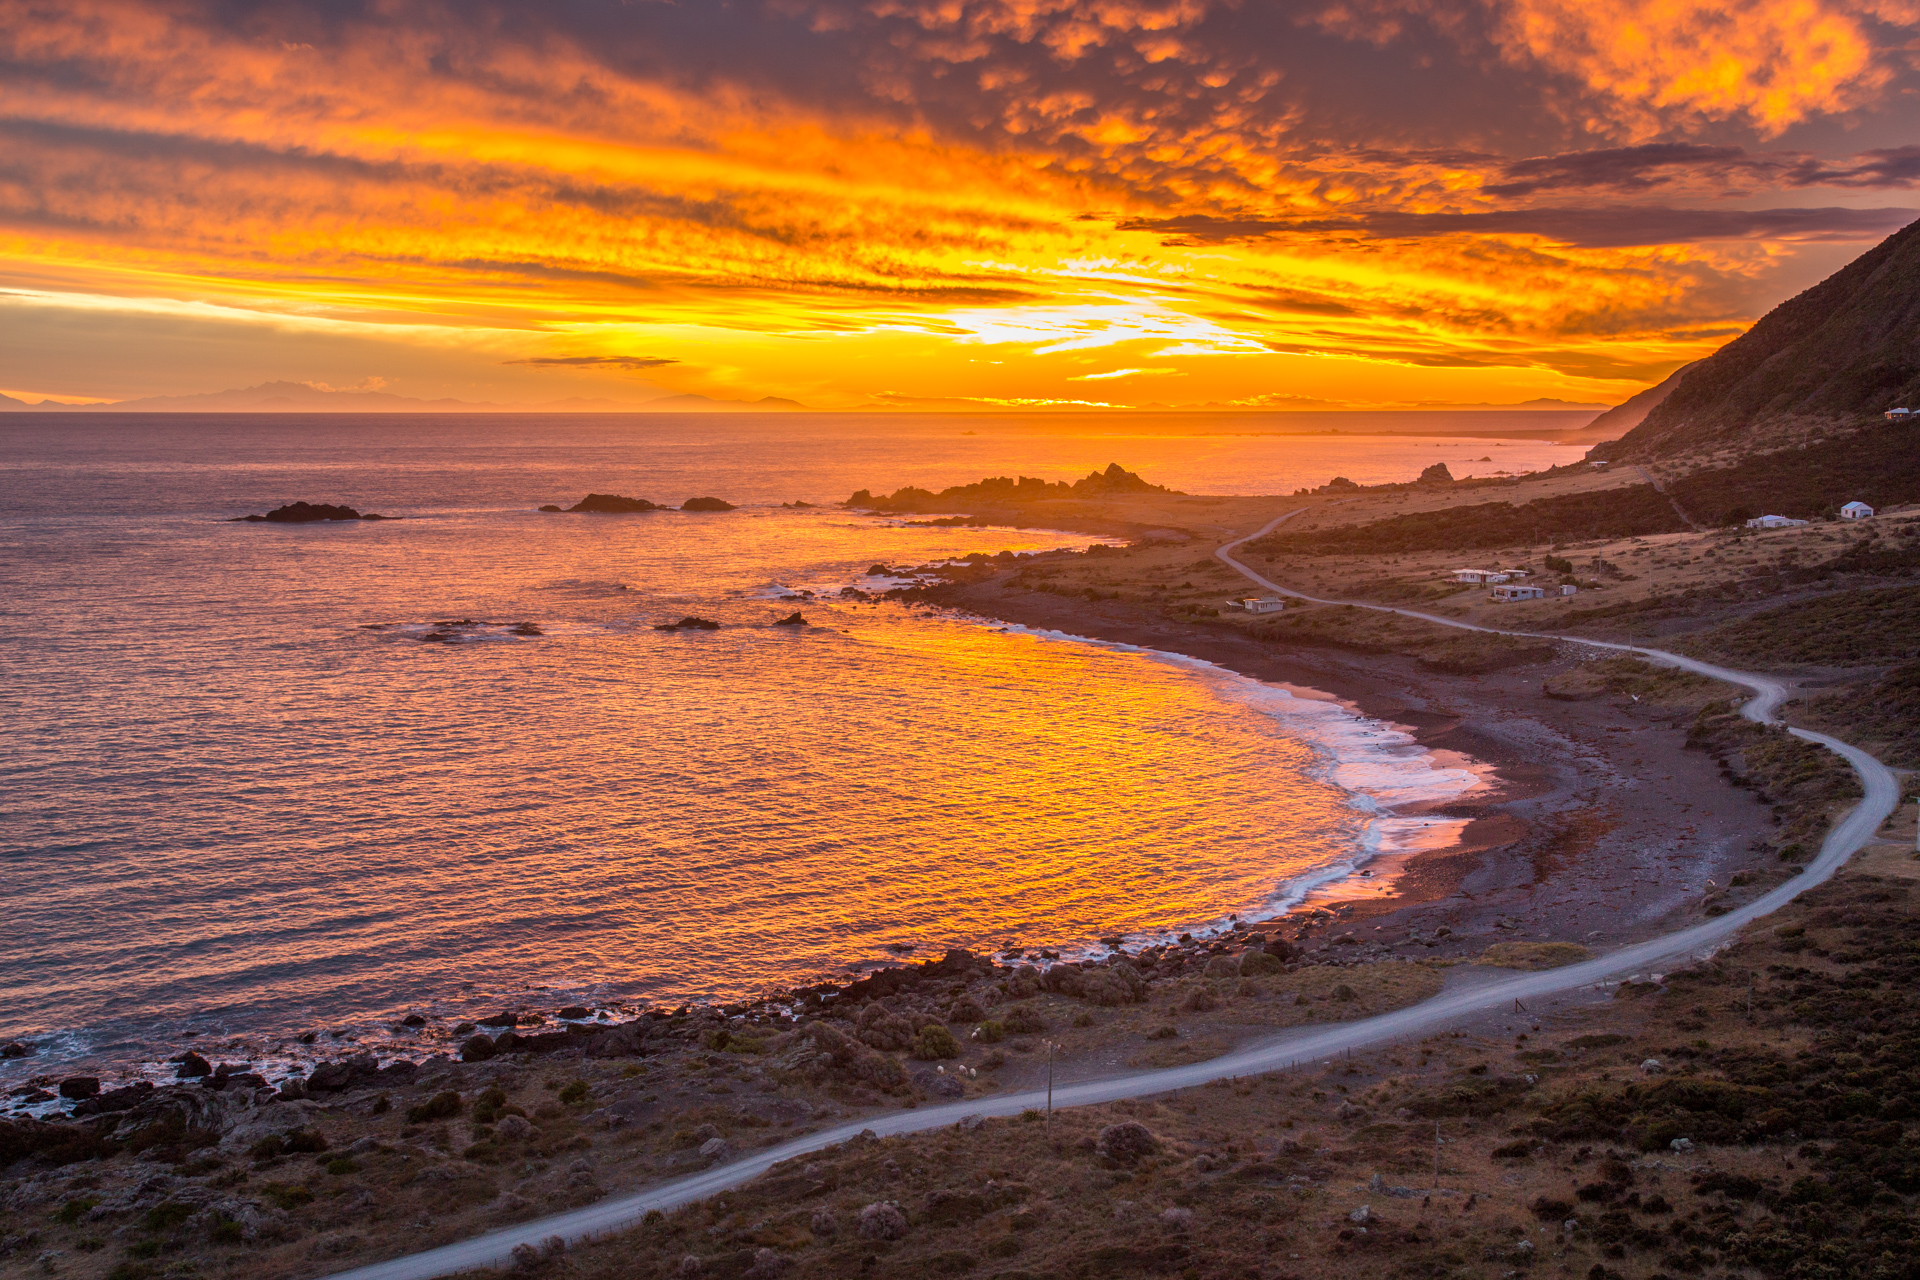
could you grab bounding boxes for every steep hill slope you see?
[1599,216,1920,460]
[1561,361,1693,444]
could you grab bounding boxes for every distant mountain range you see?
[1600,215,1920,460]
[0,381,809,413]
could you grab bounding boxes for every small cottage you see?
[1245,597,1284,614]
[1840,501,1875,520]
[1746,514,1809,529]
[1490,584,1545,602]
[1887,408,1912,421]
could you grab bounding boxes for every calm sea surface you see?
[0,413,1575,1079]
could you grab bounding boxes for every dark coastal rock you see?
[558,1006,591,1020]
[1417,462,1454,485]
[655,616,721,631]
[305,1054,380,1093]
[229,502,394,522]
[0,1042,32,1059]
[773,612,806,626]
[175,1052,211,1079]
[565,493,660,513]
[401,1013,428,1027]
[538,504,563,512]
[867,564,891,575]
[57,1077,100,1100]
[461,1035,498,1062]
[478,1012,520,1028]
[93,1082,155,1114]
[680,496,736,512]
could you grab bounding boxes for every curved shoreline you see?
[323,521,1900,1280]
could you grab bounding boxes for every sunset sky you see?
[4,0,1919,409]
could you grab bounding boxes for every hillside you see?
[1599,216,1920,460]
[1561,362,1693,445]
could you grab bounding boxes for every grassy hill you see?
[1601,217,1920,460]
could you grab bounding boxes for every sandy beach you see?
[922,568,1784,956]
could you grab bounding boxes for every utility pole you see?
[1046,1040,1054,1128]
[1434,1122,1442,1190]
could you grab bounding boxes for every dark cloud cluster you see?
[505,355,677,369]
[1122,205,1919,248]
[1488,143,1920,197]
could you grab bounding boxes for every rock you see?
[699,1137,731,1160]
[57,1078,99,1100]
[1095,1121,1160,1164]
[927,1075,963,1099]
[772,612,806,626]
[230,502,393,523]
[856,1201,908,1241]
[957,1114,985,1132]
[176,1052,212,1079]
[867,564,891,575]
[1349,1204,1372,1224]
[461,1035,498,1063]
[1,1043,32,1059]
[1640,1058,1664,1075]
[654,617,721,631]
[680,497,736,512]
[277,1077,308,1101]
[401,1014,428,1027]
[1417,462,1453,485]
[495,1114,534,1141]
[478,1012,520,1028]
[565,493,660,513]
[557,1006,590,1020]
[305,1055,380,1092]
[1670,1137,1694,1152]
[538,505,562,512]
[1160,1207,1193,1232]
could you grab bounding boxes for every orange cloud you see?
[0,0,1915,407]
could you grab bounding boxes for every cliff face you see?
[1601,217,1920,460]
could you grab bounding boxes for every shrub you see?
[1002,1005,1047,1034]
[1180,985,1219,1013]
[558,1080,590,1105]
[856,1201,908,1241]
[1239,950,1285,976]
[1203,955,1241,979]
[259,1183,313,1211]
[142,1202,194,1233]
[911,1025,961,1060]
[57,1196,101,1224]
[473,1087,508,1124]
[325,1158,358,1176]
[407,1091,461,1123]
[1095,1121,1161,1164]
[947,996,987,1023]
[972,1020,1005,1044]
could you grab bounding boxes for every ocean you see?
[0,412,1577,1084]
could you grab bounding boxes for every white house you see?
[1451,569,1510,584]
[1560,584,1579,596]
[1887,408,1912,421]
[1490,584,1545,602]
[1746,514,1809,529]
[1245,597,1285,614]
[1840,501,1875,520]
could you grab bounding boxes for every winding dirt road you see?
[327,512,1897,1280]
